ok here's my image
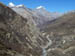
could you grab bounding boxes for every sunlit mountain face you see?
[8,2,62,28]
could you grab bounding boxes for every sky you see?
[0,0,75,13]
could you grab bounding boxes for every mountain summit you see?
[8,3,62,27]
[8,2,24,8]
[8,2,15,7]
[36,6,45,10]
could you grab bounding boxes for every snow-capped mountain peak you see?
[8,2,24,8]
[16,4,24,8]
[8,2,15,7]
[36,6,45,9]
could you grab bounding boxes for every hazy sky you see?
[0,0,75,13]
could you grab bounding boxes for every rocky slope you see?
[0,3,57,56]
[0,2,75,56]
[41,11,75,56]
[0,3,43,56]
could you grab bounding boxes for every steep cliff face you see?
[0,3,43,56]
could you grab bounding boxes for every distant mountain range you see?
[8,2,62,27]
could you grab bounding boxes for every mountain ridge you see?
[8,2,62,27]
